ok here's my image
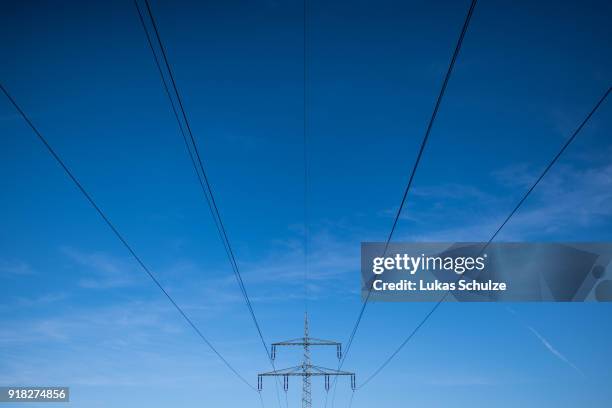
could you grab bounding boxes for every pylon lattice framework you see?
[258,314,356,408]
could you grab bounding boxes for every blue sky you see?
[1,0,611,406]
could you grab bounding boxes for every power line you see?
[135,0,269,359]
[346,0,478,359]
[303,0,310,315]
[0,82,256,392]
[486,87,610,245]
[134,0,254,346]
[383,0,479,255]
[342,0,478,367]
[327,2,479,405]
[133,0,233,273]
[133,1,281,406]
[133,0,245,318]
[357,86,611,389]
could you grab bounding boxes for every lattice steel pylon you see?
[258,313,355,408]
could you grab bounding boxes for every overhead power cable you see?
[343,0,479,362]
[0,82,255,392]
[327,2,479,406]
[135,0,268,360]
[328,1,478,406]
[303,0,310,316]
[357,86,611,389]
[133,1,282,406]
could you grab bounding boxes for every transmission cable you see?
[344,0,478,362]
[136,0,266,356]
[357,86,611,389]
[327,1,479,406]
[303,0,310,316]
[0,82,256,392]
[134,1,282,406]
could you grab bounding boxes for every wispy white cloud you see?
[421,374,498,386]
[230,229,360,301]
[411,183,497,201]
[379,182,501,226]
[61,247,140,289]
[383,160,612,242]
[491,163,536,189]
[0,297,259,388]
[11,292,68,308]
[0,297,203,357]
[0,259,35,276]
[492,162,612,237]
[143,224,364,310]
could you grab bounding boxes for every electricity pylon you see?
[258,313,355,408]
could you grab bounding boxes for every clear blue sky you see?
[1,0,611,407]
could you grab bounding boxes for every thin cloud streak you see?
[506,307,585,378]
[526,325,586,378]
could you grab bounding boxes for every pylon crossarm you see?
[310,364,354,376]
[272,337,304,345]
[273,338,339,346]
[259,365,303,376]
[308,337,340,345]
[272,335,343,361]
[259,365,354,377]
